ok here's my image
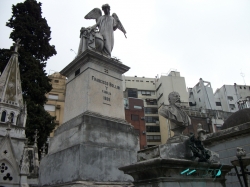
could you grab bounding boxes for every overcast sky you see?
[1,0,250,92]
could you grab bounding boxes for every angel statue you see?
[77,4,126,57]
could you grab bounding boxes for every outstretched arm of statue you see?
[89,24,98,31]
[88,16,101,31]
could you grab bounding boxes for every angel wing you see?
[84,8,102,22]
[112,13,127,38]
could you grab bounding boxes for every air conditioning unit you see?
[156,121,159,125]
[55,120,59,124]
[141,117,145,120]
[56,105,61,109]
[142,131,146,134]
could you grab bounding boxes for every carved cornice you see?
[204,122,250,146]
[119,158,233,184]
[54,110,135,136]
[60,49,130,77]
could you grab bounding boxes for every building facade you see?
[123,75,160,147]
[155,71,189,143]
[44,72,66,136]
[214,84,250,112]
[188,79,234,131]
[123,70,189,146]
[124,97,147,149]
[188,78,218,111]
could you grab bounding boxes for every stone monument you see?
[159,91,191,143]
[39,4,138,187]
[119,92,233,187]
[77,4,126,57]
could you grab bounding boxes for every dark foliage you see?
[0,0,57,155]
[0,49,11,73]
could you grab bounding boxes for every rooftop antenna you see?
[49,70,57,75]
[70,49,76,55]
[240,71,246,85]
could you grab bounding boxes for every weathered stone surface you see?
[49,111,136,154]
[159,92,191,142]
[209,151,220,163]
[0,123,26,167]
[166,134,189,144]
[37,181,132,187]
[204,122,250,146]
[60,49,130,123]
[221,108,250,129]
[137,139,220,164]
[39,111,139,186]
[79,5,126,57]
[203,122,250,187]
[137,140,193,161]
[119,158,233,187]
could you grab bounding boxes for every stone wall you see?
[39,111,139,186]
[204,122,250,187]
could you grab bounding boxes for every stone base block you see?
[167,134,189,143]
[119,158,233,187]
[137,139,193,161]
[36,181,133,187]
[39,111,139,186]
[137,138,220,163]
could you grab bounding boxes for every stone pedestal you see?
[120,139,229,186]
[137,139,220,163]
[61,49,129,123]
[120,158,233,187]
[39,50,139,186]
[137,141,193,161]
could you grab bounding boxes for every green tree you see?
[0,0,57,154]
[0,49,12,72]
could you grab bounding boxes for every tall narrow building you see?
[44,72,66,137]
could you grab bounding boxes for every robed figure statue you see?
[78,4,126,57]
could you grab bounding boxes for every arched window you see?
[1,111,7,122]
[10,112,14,123]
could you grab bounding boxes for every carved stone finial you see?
[6,115,12,134]
[24,138,29,147]
[197,123,207,141]
[34,129,39,144]
[46,137,50,145]
[236,147,246,158]
[14,38,21,52]
[41,144,46,159]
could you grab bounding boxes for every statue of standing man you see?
[78,4,126,57]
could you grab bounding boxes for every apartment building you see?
[123,71,189,146]
[123,76,160,147]
[155,71,189,143]
[44,72,66,136]
[214,84,250,112]
[124,97,147,149]
[187,79,249,131]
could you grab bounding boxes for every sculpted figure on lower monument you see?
[159,91,191,140]
[78,4,126,57]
